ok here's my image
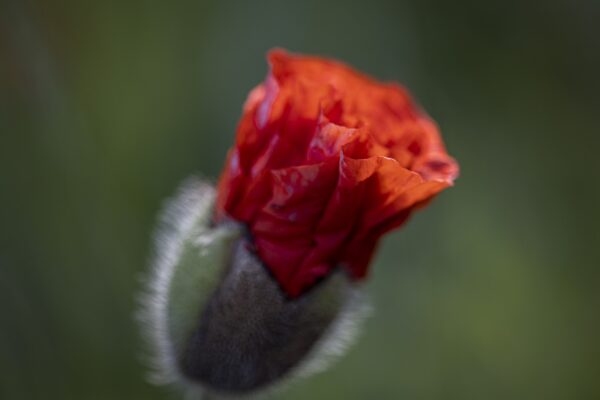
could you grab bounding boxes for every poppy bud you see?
[140,48,458,399]
[140,178,368,398]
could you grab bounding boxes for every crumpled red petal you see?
[216,49,459,297]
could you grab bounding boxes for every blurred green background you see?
[1,0,599,399]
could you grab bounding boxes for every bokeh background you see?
[1,0,599,399]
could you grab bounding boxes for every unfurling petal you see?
[216,49,459,297]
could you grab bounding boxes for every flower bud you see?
[140,48,458,399]
[139,178,368,398]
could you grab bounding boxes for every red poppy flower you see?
[216,49,458,298]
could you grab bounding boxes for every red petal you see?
[216,49,459,297]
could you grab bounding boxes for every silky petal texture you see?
[216,49,459,297]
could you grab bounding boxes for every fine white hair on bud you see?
[138,177,234,386]
[138,177,370,399]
